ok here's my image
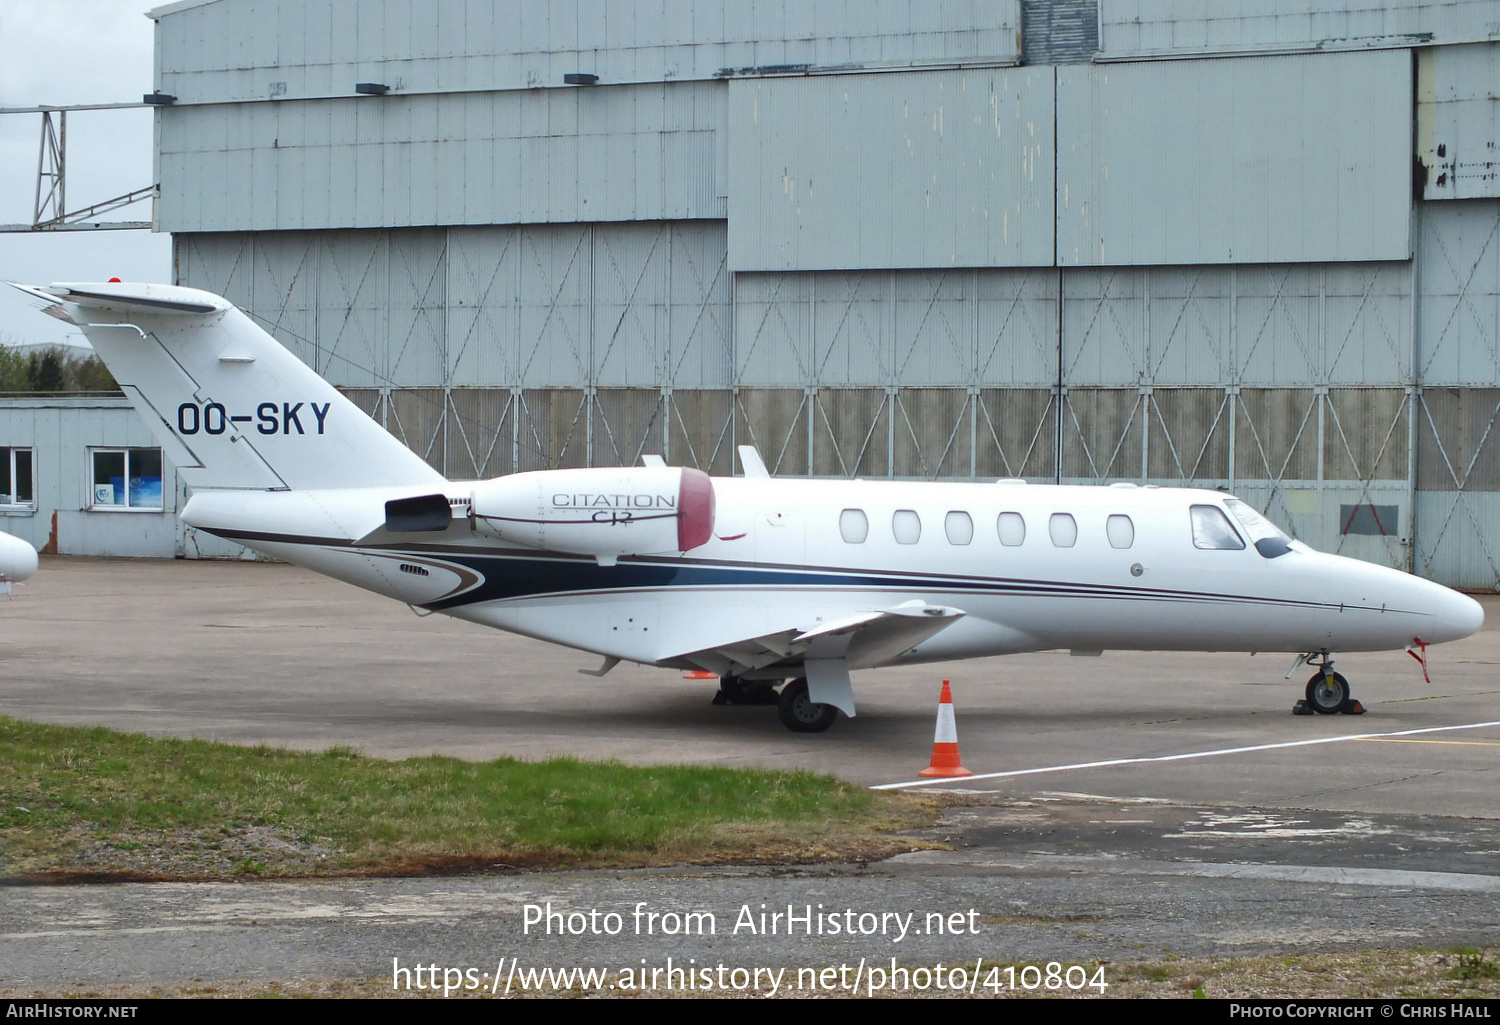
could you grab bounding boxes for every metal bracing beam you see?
[1,106,157,233]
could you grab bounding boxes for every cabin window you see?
[1106,514,1135,549]
[839,508,869,544]
[892,509,921,545]
[1191,505,1245,550]
[997,511,1026,546]
[1049,512,1077,548]
[944,511,973,545]
[89,448,163,511]
[0,447,34,507]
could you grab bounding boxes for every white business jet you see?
[12,282,1484,732]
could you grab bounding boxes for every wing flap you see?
[664,599,965,674]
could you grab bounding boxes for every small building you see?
[0,395,245,558]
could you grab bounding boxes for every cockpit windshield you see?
[1224,498,1294,558]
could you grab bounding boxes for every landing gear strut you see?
[1292,652,1362,715]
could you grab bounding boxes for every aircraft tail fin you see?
[20,282,444,492]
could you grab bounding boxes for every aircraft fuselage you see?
[181,477,1482,671]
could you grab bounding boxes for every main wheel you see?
[777,678,838,733]
[1305,670,1350,715]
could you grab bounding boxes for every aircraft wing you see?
[660,599,964,716]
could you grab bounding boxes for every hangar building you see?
[5,0,1500,589]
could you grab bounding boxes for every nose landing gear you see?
[1290,652,1364,715]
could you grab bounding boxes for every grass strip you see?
[0,716,927,879]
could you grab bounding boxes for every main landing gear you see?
[776,678,838,734]
[710,675,840,733]
[1291,652,1364,716]
[711,676,778,706]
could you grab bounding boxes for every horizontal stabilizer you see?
[41,282,228,317]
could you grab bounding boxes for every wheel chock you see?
[1292,699,1315,715]
[1341,699,1366,715]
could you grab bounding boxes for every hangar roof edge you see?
[146,0,224,21]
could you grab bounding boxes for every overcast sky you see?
[0,0,171,346]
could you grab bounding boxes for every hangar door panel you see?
[728,69,1056,272]
[1057,50,1413,266]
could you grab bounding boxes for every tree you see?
[0,343,120,394]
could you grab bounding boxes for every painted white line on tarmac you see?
[871,719,1500,791]
[887,851,1500,892]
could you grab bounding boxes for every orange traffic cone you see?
[919,679,972,778]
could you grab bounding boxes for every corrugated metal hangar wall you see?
[152,0,1500,588]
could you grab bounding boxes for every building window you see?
[839,508,869,543]
[90,448,163,511]
[0,447,33,507]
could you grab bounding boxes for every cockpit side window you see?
[1190,505,1246,550]
[1224,498,1294,558]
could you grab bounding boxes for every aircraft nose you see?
[1427,586,1484,644]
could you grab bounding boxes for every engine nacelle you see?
[469,466,716,560]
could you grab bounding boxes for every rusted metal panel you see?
[593,388,667,467]
[1147,387,1231,482]
[1056,50,1412,266]
[734,387,810,475]
[813,388,891,477]
[893,388,971,479]
[667,389,736,476]
[1418,43,1500,201]
[1059,387,1144,482]
[517,388,589,470]
[445,387,516,480]
[386,387,447,472]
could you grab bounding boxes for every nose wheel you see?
[1292,653,1363,715]
[1304,669,1351,714]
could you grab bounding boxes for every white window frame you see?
[88,447,165,512]
[0,447,35,509]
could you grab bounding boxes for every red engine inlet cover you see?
[677,468,716,552]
